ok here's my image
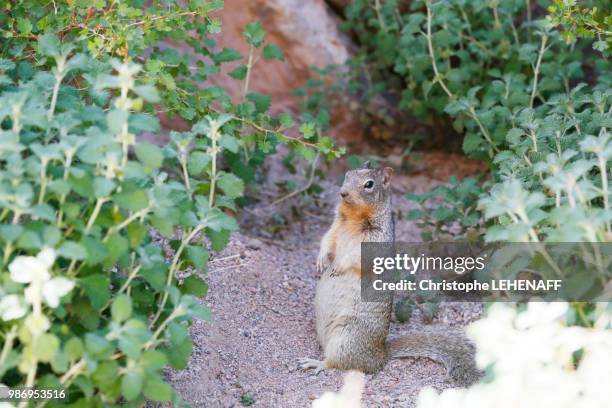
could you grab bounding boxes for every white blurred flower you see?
[514,302,567,329]
[8,247,55,283]
[6,247,74,311]
[418,303,612,408]
[0,294,27,320]
[313,371,364,408]
[42,277,74,308]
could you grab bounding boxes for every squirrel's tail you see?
[386,327,479,386]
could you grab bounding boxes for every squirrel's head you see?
[339,163,393,211]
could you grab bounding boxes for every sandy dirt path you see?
[166,175,483,407]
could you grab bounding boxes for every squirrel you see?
[298,163,479,386]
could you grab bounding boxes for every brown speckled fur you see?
[300,166,479,385]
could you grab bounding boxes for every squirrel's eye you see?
[364,180,374,189]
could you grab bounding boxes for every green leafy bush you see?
[0,1,338,406]
[547,0,611,54]
[337,1,611,339]
[336,0,610,243]
[0,44,222,408]
[406,176,488,241]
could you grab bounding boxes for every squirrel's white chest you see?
[333,228,364,272]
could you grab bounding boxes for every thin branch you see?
[422,3,454,99]
[268,153,320,207]
[127,11,197,27]
[530,35,548,109]
[460,33,495,56]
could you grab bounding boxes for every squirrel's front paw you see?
[316,254,327,273]
[297,357,326,375]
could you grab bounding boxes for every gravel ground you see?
[166,159,484,407]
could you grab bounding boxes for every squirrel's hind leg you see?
[297,357,328,375]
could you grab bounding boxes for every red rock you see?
[156,0,363,145]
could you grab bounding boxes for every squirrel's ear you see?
[361,160,372,169]
[382,167,393,187]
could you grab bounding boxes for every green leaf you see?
[206,208,239,232]
[188,151,211,176]
[243,21,265,47]
[114,189,149,211]
[92,360,119,389]
[593,40,608,52]
[107,109,128,135]
[119,320,151,360]
[217,172,244,198]
[185,246,209,271]
[206,228,231,252]
[213,47,242,63]
[229,65,247,80]
[406,209,424,220]
[143,377,173,401]
[463,132,483,154]
[133,85,160,102]
[151,215,174,237]
[142,263,167,291]
[33,334,60,362]
[0,225,23,242]
[431,206,458,221]
[105,233,129,265]
[43,226,61,246]
[121,370,144,401]
[126,222,146,248]
[135,142,164,171]
[164,335,192,369]
[219,134,240,153]
[57,241,88,260]
[51,351,68,373]
[262,43,284,61]
[111,294,133,323]
[181,275,209,297]
[17,17,33,35]
[299,123,316,139]
[48,179,71,195]
[80,274,110,310]
[64,337,84,361]
[190,302,212,321]
[74,299,100,330]
[130,114,160,133]
[140,350,167,371]
[246,92,271,113]
[295,144,315,161]
[93,177,116,198]
[81,236,108,266]
[17,230,42,250]
[279,112,294,128]
[30,204,55,221]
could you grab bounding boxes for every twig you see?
[209,254,242,263]
[209,106,319,150]
[259,303,287,316]
[530,35,548,109]
[238,116,318,148]
[268,153,320,207]
[243,45,255,99]
[373,0,388,32]
[212,261,250,272]
[127,11,197,27]
[423,3,498,153]
[460,33,495,56]
[422,3,454,99]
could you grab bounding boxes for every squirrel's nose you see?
[340,190,348,199]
